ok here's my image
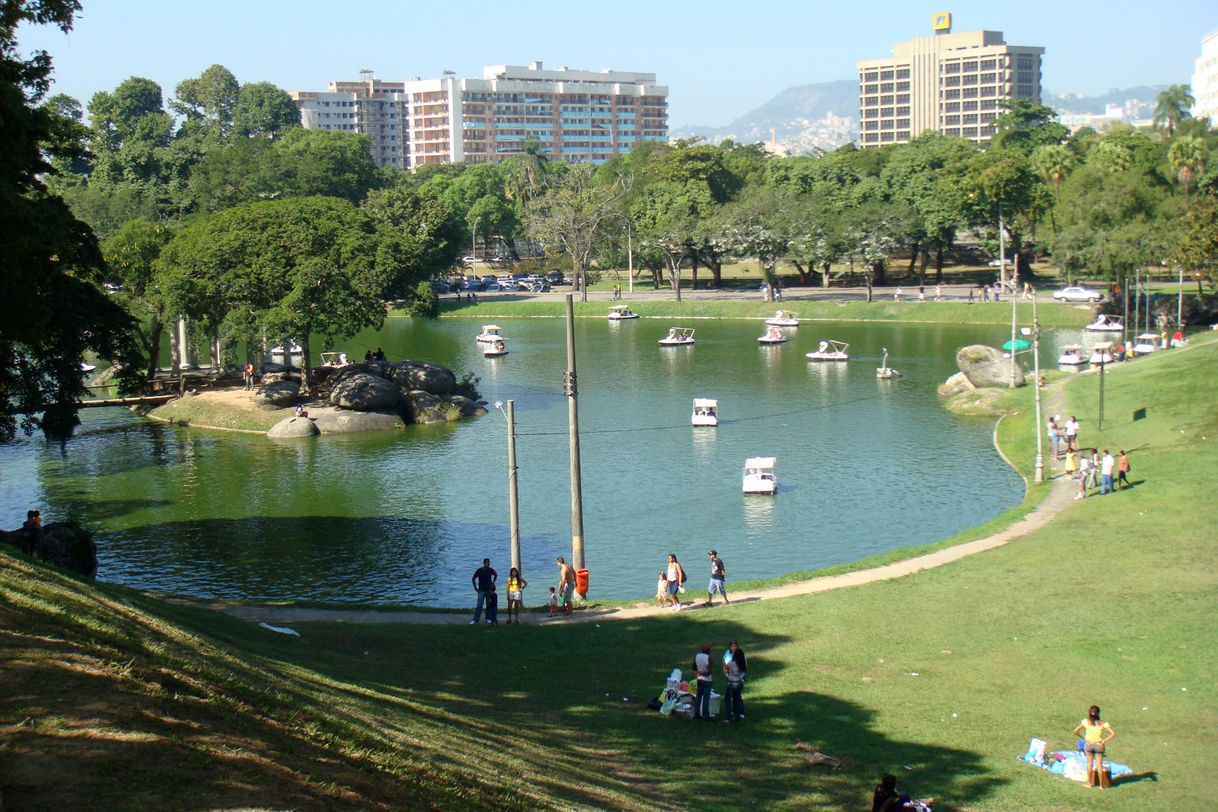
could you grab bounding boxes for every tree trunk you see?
[918,250,930,287]
[907,240,919,279]
[822,262,832,288]
[668,258,682,303]
[169,318,182,373]
[706,255,723,288]
[935,244,944,283]
[144,320,163,384]
[865,270,874,302]
[690,252,699,291]
[871,260,888,286]
[299,336,312,396]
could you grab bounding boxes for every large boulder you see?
[310,407,406,434]
[405,390,450,424]
[1,522,97,577]
[254,379,300,409]
[388,361,456,396]
[261,371,298,384]
[956,345,1025,389]
[938,371,977,398]
[330,373,402,410]
[448,395,488,418]
[267,416,320,438]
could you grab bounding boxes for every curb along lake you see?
[1,317,1037,607]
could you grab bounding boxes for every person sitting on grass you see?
[872,773,934,811]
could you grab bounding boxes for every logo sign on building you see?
[932,12,952,32]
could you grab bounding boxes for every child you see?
[485,587,499,626]
[656,571,670,607]
[547,587,558,617]
[506,567,526,624]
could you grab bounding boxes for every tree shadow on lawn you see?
[276,617,1001,810]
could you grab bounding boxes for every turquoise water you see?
[0,317,1028,606]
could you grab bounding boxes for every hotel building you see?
[856,13,1044,147]
[290,63,667,170]
[1193,29,1218,124]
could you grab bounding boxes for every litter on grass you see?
[258,622,301,637]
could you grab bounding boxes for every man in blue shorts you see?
[707,550,729,606]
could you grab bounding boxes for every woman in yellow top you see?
[505,567,527,624]
[1072,705,1116,787]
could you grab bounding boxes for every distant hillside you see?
[674,81,1168,154]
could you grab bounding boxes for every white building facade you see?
[857,14,1044,147]
[291,63,667,170]
[1193,29,1218,123]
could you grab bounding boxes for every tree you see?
[1168,135,1207,189]
[274,127,381,203]
[1153,84,1195,138]
[713,185,796,299]
[101,219,175,380]
[1,0,140,440]
[363,180,465,302]
[232,81,300,139]
[171,64,240,140]
[990,100,1069,154]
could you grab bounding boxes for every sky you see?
[17,0,1218,129]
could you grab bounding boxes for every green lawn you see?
[3,336,1215,810]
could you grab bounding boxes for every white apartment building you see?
[290,79,409,169]
[857,14,1044,147]
[290,63,667,170]
[1193,29,1218,123]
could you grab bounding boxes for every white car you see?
[986,258,1009,267]
[1052,286,1104,303]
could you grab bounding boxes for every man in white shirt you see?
[693,644,713,720]
[1100,450,1115,495]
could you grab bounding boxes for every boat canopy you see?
[744,456,776,469]
[1060,344,1082,351]
[693,398,718,409]
[481,325,501,332]
[1091,341,1114,350]
[610,305,632,312]
[1136,333,1159,340]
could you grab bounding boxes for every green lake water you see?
[0,317,1035,606]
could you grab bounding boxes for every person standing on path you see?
[693,643,713,720]
[1100,450,1115,495]
[1047,419,1060,462]
[470,558,497,624]
[505,567,527,624]
[243,362,255,391]
[1075,454,1090,500]
[706,550,729,606]
[1072,705,1116,788]
[555,556,576,617]
[1117,450,1131,489]
[664,553,686,610]
[722,640,747,722]
[1065,416,1079,452]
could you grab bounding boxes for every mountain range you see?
[672,81,1166,154]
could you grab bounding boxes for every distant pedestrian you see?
[1072,705,1116,788]
[894,287,902,302]
[656,571,669,607]
[1064,448,1078,478]
[722,640,747,722]
[706,550,729,606]
[555,556,576,616]
[1117,450,1131,489]
[935,283,942,301]
[1047,419,1060,461]
[470,558,497,624]
[917,286,925,302]
[373,347,385,361]
[759,282,769,301]
[505,567,527,624]
[243,362,255,390]
[364,350,373,362]
[22,509,41,556]
[547,587,558,616]
[1065,416,1079,452]
[693,643,713,720]
[1087,450,1100,490]
[992,282,1001,302]
[774,285,782,301]
[1075,455,1090,500]
[968,288,975,304]
[1100,449,1115,495]
[981,285,990,303]
[664,553,686,611]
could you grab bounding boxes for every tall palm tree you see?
[1168,135,1207,188]
[1031,144,1075,197]
[1153,84,1196,138]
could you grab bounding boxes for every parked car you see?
[545,271,565,285]
[480,275,498,284]
[986,258,1009,267]
[429,280,450,294]
[1052,285,1104,303]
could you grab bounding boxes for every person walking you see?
[243,362,255,391]
[505,567,527,624]
[706,550,729,606]
[1074,454,1090,500]
[1047,419,1060,462]
[693,643,714,720]
[1099,449,1115,495]
[664,553,686,611]
[1065,416,1079,452]
[1087,449,1100,490]
[722,640,748,722]
[555,556,576,617]
[470,558,497,624]
[934,283,942,302]
[1117,450,1131,489]
[1072,705,1116,788]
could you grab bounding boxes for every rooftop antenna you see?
[442,69,456,77]
[359,68,375,81]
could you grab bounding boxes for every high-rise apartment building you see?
[290,63,667,170]
[856,13,1044,147]
[1193,29,1218,123]
[290,79,410,169]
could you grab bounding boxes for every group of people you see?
[1046,415,1131,499]
[657,551,729,611]
[469,556,579,625]
[20,509,42,555]
[610,283,623,300]
[892,285,943,302]
[362,348,387,362]
[691,640,748,723]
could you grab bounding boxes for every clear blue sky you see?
[17,0,1217,128]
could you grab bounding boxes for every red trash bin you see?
[576,568,590,598]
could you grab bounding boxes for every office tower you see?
[1193,29,1218,123]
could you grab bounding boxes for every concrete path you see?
[219,384,1076,629]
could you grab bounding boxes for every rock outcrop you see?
[267,416,320,438]
[937,371,976,398]
[329,373,402,410]
[254,380,300,408]
[1,522,97,577]
[310,407,407,434]
[955,345,1025,389]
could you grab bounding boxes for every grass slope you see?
[3,338,1215,810]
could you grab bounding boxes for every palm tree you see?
[1168,135,1207,188]
[1153,85,1195,138]
[1031,144,1075,197]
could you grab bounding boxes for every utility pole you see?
[1031,294,1044,484]
[564,295,586,581]
[1009,265,1019,388]
[500,400,520,573]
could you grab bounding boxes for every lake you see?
[0,316,1031,606]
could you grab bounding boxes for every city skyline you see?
[18,0,1217,129]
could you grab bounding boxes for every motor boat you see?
[742,457,777,494]
[1132,333,1159,356]
[476,325,505,343]
[607,305,639,320]
[765,310,799,327]
[1089,342,1116,366]
[1085,314,1124,332]
[875,347,901,379]
[1057,344,1087,366]
[806,339,849,362]
[320,351,350,367]
[80,362,97,373]
[269,341,303,355]
[658,327,695,346]
[691,398,718,427]
[757,327,788,345]
[483,339,508,357]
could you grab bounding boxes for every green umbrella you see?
[1002,339,1032,351]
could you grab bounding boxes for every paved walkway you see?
[219,385,1076,630]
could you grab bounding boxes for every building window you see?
[943,89,960,100]
[896,118,909,129]
[881,131,895,142]
[897,131,910,140]
[961,74,978,86]
[880,95,894,105]
[880,107,894,117]
[962,87,978,99]
[865,132,879,142]
[896,81,910,91]
[865,71,878,81]
[881,83,894,93]
[944,62,960,74]
[981,99,998,110]
[865,84,879,94]
[962,60,978,71]
[945,114,961,125]
[963,126,978,137]
[880,70,894,80]
[896,68,910,79]
[944,102,960,113]
[980,73,996,84]
[1017,71,1034,84]
[963,114,978,124]
[896,93,910,103]
[896,106,910,116]
[1017,55,1035,70]
[944,76,960,87]
[981,59,997,70]
[962,100,978,111]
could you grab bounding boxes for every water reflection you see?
[742,493,775,534]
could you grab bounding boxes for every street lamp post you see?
[494,400,521,573]
[1024,293,1045,484]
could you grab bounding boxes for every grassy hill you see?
[3,336,1215,810]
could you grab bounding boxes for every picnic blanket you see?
[1021,738,1133,782]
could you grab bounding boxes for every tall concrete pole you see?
[505,399,520,574]
[1032,293,1045,484]
[564,295,586,574]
